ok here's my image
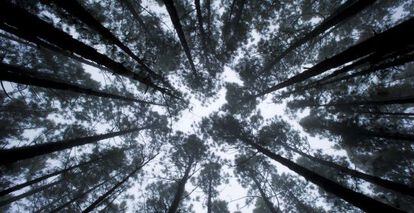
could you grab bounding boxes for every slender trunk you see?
[316,95,414,107]
[254,17,414,98]
[46,0,162,81]
[0,159,95,197]
[119,0,149,32]
[167,162,193,213]
[82,155,156,212]
[162,0,197,74]
[251,176,278,213]
[0,2,171,96]
[0,180,61,207]
[0,63,165,106]
[207,179,212,213]
[231,0,246,27]
[51,179,110,212]
[0,24,110,72]
[195,0,207,51]
[351,110,414,117]
[206,0,211,35]
[283,144,414,197]
[242,138,403,212]
[260,0,377,75]
[318,53,414,87]
[0,126,150,165]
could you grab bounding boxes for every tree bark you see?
[254,17,414,98]
[207,179,212,213]
[251,176,278,213]
[260,0,377,75]
[242,138,403,212]
[167,162,193,213]
[162,0,197,74]
[283,144,414,197]
[0,159,95,197]
[118,0,149,32]
[82,155,155,212]
[0,63,165,106]
[0,126,150,165]
[0,180,61,207]
[0,1,171,96]
[316,95,414,107]
[46,0,161,81]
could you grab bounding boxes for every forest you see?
[0,0,413,212]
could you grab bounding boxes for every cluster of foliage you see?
[0,0,413,212]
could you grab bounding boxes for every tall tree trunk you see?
[0,1,172,96]
[285,52,414,98]
[167,162,193,213]
[315,95,414,107]
[118,0,149,32]
[282,144,414,197]
[82,155,155,212]
[207,179,212,213]
[0,63,165,106]
[49,179,107,212]
[251,176,278,213]
[0,159,95,197]
[318,53,414,87]
[46,0,161,81]
[241,138,403,212]
[254,17,414,98]
[162,0,197,74]
[0,126,150,165]
[0,180,61,207]
[0,28,110,72]
[260,0,377,75]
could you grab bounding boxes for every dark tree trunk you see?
[315,95,414,107]
[283,145,414,197]
[242,138,403,212]
[0,126,150,165]
[82,156,155,212]
[0,1,172,96]
[50,179,108,212]
[0,27,110,72]
[260,0,377,75]
[254,17,414,98]
[162,0,197,74]
[167,162,193,213]
[0,159,95,197]
[251,176,278,213]
[318,53,414,87]
[46,0,161,81]
[118,0,149,32]
[207,179,212,213]
[0,180,61,207]
[0,63,165,106]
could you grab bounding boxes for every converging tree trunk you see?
[241,137,403,212]
[167,162,193,213]
[0,180,62,208]
[254,17,414,98]
[0,159,95,197]
[251,175,279,213]
[260,0,377,75]
[82,155,156,212]
[0,1,172,96]
[282,144,414,197]
[162,0,197,74]
[0,63,165,106]
[44,0,162,81]
[50,179,109,212]
[0,126,150,165]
